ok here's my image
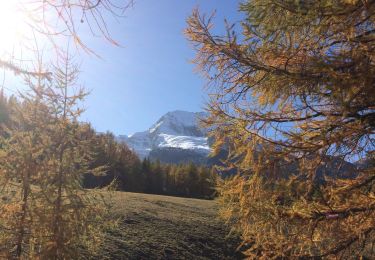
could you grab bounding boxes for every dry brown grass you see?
[98,191,244,259]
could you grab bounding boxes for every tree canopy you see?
[186,0,375,258]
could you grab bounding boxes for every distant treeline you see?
[0,93,217,199]
[83,131,217,199]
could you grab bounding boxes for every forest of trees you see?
[82,131,217,199]
[0,92,216,200]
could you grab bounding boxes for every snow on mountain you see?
[149,110,208,136]
[117,110,210,158]
[158,134,210,150]
[117,132,152,159]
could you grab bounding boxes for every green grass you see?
[100,192,244,259]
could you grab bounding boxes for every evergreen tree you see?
[149,160,164,194]
[186,1,375,258]
[186,162,198,196]
[167,164,179,195]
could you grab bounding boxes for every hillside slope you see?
[101,192,243,259]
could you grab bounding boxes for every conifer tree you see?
[0,57,109,259]
[0,64,54,258]
[186,1,375,258]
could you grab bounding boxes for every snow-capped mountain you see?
[116,110,360,180]
[117,110,210,159]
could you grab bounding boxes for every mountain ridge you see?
[116,110,361,181]
[117,110,210,160]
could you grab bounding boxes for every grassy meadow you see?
[100,192,244,259]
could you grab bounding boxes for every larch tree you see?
[0,1,130,258]
[0,63,54,258]
[0,56,109,259]
[186,0,374,258]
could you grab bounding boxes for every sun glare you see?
[0,1,31,57]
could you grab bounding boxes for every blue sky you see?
[78,0,242,135]
[1,1,241,135]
